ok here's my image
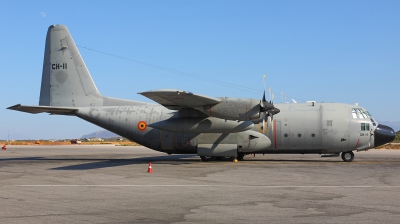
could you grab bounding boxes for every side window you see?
[366,123,370,131]
[361,123,365,131]
[370,118,376,126]
[352,109,357,119]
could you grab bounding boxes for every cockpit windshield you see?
[352,108,376,126]
[351,108,372,119]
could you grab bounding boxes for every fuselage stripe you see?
[355,139,360,148]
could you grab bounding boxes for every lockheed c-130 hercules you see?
[8,25,396,162]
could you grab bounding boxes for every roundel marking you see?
[138,121,147,131]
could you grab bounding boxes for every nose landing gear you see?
[341,151,354,162]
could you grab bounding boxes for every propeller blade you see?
[263,75,266,92]
[262,75,267,102]
[259,74,280,125]
[263,117,266,133]
[268,87,272,102]
[262,90,266,102]
[268,114,272,129]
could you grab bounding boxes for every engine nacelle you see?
[196,98,261,121]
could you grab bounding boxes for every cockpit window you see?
[352,109,357,118]
[352,108,372,119]
[356,108,365,118]
[370,118,376,126]
[361,123,371,131]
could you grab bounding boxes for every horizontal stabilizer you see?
[7,104,78,115]
[139,89,221,110]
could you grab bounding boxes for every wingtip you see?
[7,104,22,110]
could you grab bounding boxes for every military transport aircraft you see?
[8,25,396,162]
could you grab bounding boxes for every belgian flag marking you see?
[138,121,147,131]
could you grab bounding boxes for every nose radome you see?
[273,107,280,115]
[374,124,396,147]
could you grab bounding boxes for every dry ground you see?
[0,140,140,146]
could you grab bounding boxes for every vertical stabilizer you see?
[39,24,103,107]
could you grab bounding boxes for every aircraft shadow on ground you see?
[51,155,202,170]
[0,155,343,170]
[0,155,199,170]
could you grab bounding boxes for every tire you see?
[200,156,216,162]
[220,156,236,161]
[237,153,245,161]
[341,151,354,162]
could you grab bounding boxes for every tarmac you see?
[1,145,400,223]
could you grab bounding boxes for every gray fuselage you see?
[74,102,375,155]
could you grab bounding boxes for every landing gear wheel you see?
[220,156,236,161]
[237,153,245,161]
[200,156,216,162]
[341,151,354,162]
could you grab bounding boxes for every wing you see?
[139,89,221,110]
[7,104,78,115]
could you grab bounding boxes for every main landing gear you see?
[237,153,245,161]
[341,151,354,162]
[200,156,216,162]
[200,153,246,162]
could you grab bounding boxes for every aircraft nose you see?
[374,124,396,147]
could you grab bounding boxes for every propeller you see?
[260,75,280,132]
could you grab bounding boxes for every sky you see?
[0,0,399,139]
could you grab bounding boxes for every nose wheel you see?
[341,151,354,162]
